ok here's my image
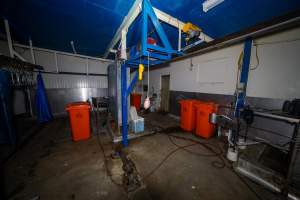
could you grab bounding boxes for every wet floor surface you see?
[2,113,277,200]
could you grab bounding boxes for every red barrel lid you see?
[131,93,142,96]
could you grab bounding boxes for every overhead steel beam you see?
[103,0,143,58]
[103,0,213,58]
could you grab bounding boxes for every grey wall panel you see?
[88,60,108,74]
[30,88,107,114]
[246,97,286,111]
[169,91,234,116]
[0,40,10,56]
[169,91,285,116]
[40,73,107,89]
[57,54,86,73]
[247,116,294,147]
[12,89,27,115]
[169,90,293,149]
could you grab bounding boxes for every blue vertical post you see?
[235,38,252,117]
[141,0,148,56]
[121,63,128,147]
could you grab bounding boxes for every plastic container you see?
[194,102,217,139]
[130,93,142,111]
[130,117,144,133]
[179,100,199,132]
[66,102,91,141]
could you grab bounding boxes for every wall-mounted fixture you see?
[202,0,224,12]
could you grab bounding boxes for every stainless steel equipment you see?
[108,62,122,126]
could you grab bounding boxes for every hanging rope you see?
[147,51,150,97]
[143,51,151,110]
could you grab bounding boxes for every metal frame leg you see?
[121,63,128,147]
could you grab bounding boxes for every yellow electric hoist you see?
[182,22,202,43]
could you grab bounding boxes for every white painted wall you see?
[149,27,300,102]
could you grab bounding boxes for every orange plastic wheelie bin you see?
[179,100,199,132]
[193,102,218,138]
[66,102,91,141]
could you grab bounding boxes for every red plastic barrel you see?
[193,102,218,139]
[66,102,91,141]
[179,100,199,132]
[130,93,142,111]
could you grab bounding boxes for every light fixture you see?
[202,0,224,12]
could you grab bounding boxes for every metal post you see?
[234,38,252,117]
[121,63,128,147]
[4,19,14,58]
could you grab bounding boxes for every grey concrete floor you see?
[2,113,277,200]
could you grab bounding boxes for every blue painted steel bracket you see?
[120,64,139,147]
[121,0,183,147]
[234,38,252,117]
[127,71,139,95]
[128,0,182,65]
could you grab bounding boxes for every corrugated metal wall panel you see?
[39,73,107,89]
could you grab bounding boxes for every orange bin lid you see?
[66,102,91,111]
[179,99,198,104]
[193,101,217,111]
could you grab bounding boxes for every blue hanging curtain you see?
[35,72,53,123]
[0,69,15,145]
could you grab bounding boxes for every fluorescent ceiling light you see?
[203,0,224,12]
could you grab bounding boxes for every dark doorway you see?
[160,75,170,112]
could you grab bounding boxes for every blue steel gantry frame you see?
[121,0,182,147]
